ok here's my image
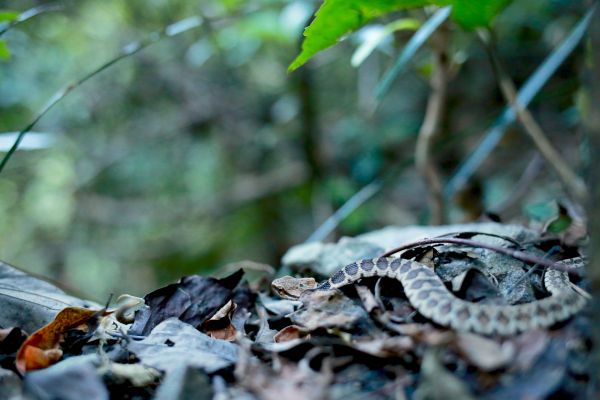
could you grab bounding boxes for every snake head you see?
[271,276,318,300]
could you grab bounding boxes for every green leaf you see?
[0,10,19,23]
[545,204,572,234]
[0,40,10,60]
[450,0,512,29]
[289,0,431,71]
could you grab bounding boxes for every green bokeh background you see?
[0,0,588,300]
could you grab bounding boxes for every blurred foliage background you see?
[0,0,590,300]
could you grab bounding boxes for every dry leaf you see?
[203,300,238,341]
[19,347,63,371]
[273,325,307,343]
[16,306,101,373]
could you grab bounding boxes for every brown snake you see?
[272,257,588,335]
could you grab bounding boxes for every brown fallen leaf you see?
[274,325,308,343]
[203,300,238,341]
[206,324,237,341]
[19,347,63,371]
[16,306,102,374]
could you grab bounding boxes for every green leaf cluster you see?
[289,0,513,71]
[0,9,20,60]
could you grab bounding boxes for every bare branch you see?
[381,236,580,274]
[480,30,588,203]
[0,16,202,174]
[415,28,449,225]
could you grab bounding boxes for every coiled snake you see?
[272,257,588,335]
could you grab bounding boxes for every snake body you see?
[274,257,588,335]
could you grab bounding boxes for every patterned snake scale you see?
[313,257,587,336]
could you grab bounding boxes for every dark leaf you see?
[130,269,244,336]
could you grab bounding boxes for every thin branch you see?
[306,180,383,243]
[0,16,203,174]
[380,237,580,274]
[479,29,588,202]
[0,4,62,37]
[303,154,415,244]
[444,10,593,199]
[415,28,449,225]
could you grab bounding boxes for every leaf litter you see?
[0,223,594,399]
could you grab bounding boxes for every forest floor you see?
[0,222,593,399]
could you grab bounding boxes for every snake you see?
[271,257,589,336]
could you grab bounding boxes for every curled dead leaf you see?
[274,325,308,343]
[20,347,63,371]
[209,300,236,322]
[111,294,145,324]
[16,306,102,374]
[203,300,238,341]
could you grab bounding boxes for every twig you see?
[380,237,580,274]
[436,231,521,247]
[306,180,382,243]
[444,10,593,199]
[504,245,561,295]
[415,28,449,225]
[0,16,203,174]
[0,4,61,37]
[479,29,588,202]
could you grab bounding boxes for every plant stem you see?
[481,30,588,202]
[381,236,580,274]
[0,16,202,174]
[415,28,449,225]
